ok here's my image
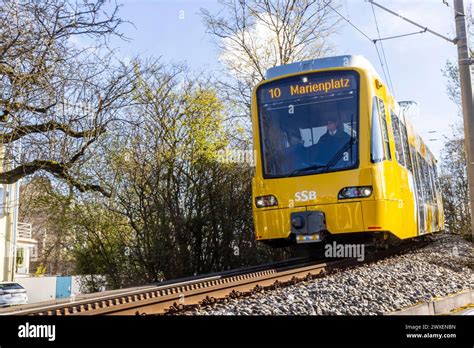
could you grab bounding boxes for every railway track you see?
[1,241,427,316]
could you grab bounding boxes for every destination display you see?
[258,73,357,104]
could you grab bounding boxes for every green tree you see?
[72,202,141,288]
[101,66,274,282]
[19,177,77,275]
[49,64,279,288]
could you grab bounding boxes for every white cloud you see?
[219,13,284,80]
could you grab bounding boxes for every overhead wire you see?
[369,0,457,44]
[325,0,454,98]
[374,29,428,43]
[324,1,394,95]
[370,2,396,97]
[325,2,373,42]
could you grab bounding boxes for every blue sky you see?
[109,0,464,160]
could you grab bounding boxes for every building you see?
[0,179,20,281]
[14,222,38,277]
[0,145,37,281]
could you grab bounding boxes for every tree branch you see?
[0,159,110,197]
[0,121,106,144]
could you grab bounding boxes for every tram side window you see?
[377,98,391,160]
[432,164,441,193]
[428,161,436,202]
[411,146,424,200]
[400,121,413,172]
[390,111,405,167]
[428,164,439,203]
[420,155,433,203]
[429,164,439,200]
[419,154,427,202]
[371,97,385,163]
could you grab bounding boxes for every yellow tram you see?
[251,55,444,248]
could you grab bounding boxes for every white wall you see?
[13,275,107,304]
[71,276,82,295]
[14,276,56,303]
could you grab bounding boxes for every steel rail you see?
[0,256,314,316]
[1,241,427,316]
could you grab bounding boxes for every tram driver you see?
[313,112,351,164]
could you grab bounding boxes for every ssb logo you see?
[294,190,317,202]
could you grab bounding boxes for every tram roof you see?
[265,55,383,81]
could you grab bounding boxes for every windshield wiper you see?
[289,163,328,176]
[287,138,356,177]
[320,138,356,173]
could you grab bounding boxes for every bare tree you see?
[439,128,471,236]
[0,0,140,196]
[439,5,473,239]
[441,4,472,109]
[201,0,340,112]
[442,61,461,109]
[19,61,284,285]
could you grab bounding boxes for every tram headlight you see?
[255,195,278,208]
[338,186,373,199]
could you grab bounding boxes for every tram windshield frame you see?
[256,70,360,179]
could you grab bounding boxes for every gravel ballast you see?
[187,234,473,315]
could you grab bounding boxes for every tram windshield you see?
[257,71,359,178]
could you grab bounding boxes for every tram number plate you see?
[296,233,321,243]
